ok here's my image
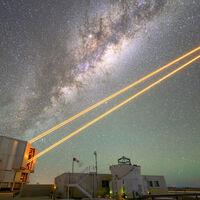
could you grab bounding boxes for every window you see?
[148,180,160,188]
[154,181,160,187]
[102,180,109,188]
[148,181,153,187]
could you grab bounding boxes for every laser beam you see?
[29,46,200,144]
[28,54,200,163]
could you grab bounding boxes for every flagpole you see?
[95,153,97,175]
[71,158,75,199]
[94,151,98,196]
[72,160,74,174]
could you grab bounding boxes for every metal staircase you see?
[68,183,92,199]
[67,166,95,199]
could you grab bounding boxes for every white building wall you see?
[143,175,167,194]
[110,164,145,198]
[55,173,68,196]
[110,164,167,198]
[55,173,111,198]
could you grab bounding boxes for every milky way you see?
[0,0,167,138]
[1,0,200,186]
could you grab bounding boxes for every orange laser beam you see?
[28,54,200,163]
[29,46,200,144]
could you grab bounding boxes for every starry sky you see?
[0,0,200,187]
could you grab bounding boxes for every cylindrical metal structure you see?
[0,136,37,191]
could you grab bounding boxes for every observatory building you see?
[110,156,167,198]
[55,156,167,199]
[0,136,37,191]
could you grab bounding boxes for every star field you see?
[0,0,200,186]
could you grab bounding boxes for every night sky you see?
[0,0,200,187]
